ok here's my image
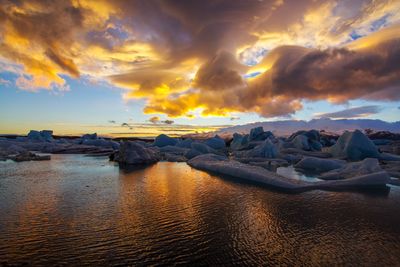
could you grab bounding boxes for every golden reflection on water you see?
[116,162,212,241]
[1,155,400,266]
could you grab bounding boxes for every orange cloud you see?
[1,0,400,118]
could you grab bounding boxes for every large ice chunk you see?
[319,158,382,180]
[230,133,249,151]
[295,157,346,172]
[329,130,380,160]
[188,154,390,192]
[204,135,226,150]
[27,130,54,142]
[116,141,160,165]
[235,139,278,158]
[153,134,178,147]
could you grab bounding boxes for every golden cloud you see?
[1,0,400,117]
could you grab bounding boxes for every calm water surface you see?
[0,155,400,266]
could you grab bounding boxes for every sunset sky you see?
[0,0,399,137]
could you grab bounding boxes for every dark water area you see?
[0,155,400,266]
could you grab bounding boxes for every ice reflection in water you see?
[0,154,400,266]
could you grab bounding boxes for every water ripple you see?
[0,155,400,266]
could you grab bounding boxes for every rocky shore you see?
[1,128,400,192]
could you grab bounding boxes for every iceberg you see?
[184,142,224,159]
[248,126,274,141]
[153,134,178,147]
[188,154,390,192]
[234,139,278,158]
[115,141,160,165]
[175,138,193,148]
[329,130,380,161]
[204,135,226,150]
[319,158,383,180]
[27,130,54,142]
[295,157,346,172]
[230,133,249,151]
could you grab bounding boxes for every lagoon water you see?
[1,154,400,266]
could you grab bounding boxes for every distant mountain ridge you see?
[217,118,400,136]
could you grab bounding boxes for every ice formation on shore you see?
[1,127,399,192]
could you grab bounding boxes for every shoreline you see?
[1,128,400,194]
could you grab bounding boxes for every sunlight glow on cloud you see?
[1,0,400,119]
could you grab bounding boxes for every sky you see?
[0,0,400,137]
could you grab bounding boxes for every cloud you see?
[162,119,174,125]
[193,51,248,91]
[1,0,400,118]
[0,0,86,90]
[15,74,70,92]
[0,78,11,86]
[148,116,174,124]
[148,116,160,124]
[45,48,80,77]
[244,29,400,109]
[315,105,383,119]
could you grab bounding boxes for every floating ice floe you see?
[249,127,274,141]
[27,130,54,142]
[81,139,120,150]
[158,145,189,162]
[188,154,390,192]
[284,130,322,151]
[234,139,278,158]
[8,151,51,162]
[175,138,193,148]
[153,134,178,147]
[319,158,383,180]
[114,141,160,165]
[81,133,98,140]
[184,142,225,160]
[295,157,346,173]
[204,135,226,150]
[230,133,249,151]
[329,130,380,161]
[231,127,275,151]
